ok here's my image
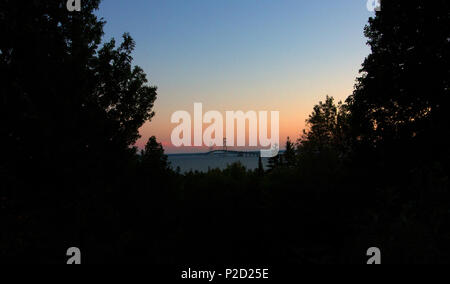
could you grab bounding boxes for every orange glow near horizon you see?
[135,82,356,153]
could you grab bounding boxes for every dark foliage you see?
[0,0,158,263]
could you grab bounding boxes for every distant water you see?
[168,153,271,173]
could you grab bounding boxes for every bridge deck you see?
[205,150,260,157]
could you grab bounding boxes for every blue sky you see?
[96,0,374,152]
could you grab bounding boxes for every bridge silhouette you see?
[204,138,260,157]
[204,150,260,157]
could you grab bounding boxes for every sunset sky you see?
[97,0,374,153]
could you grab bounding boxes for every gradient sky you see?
[96,0,374,153]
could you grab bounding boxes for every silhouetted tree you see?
[92,34,158,148]
[284,137,296,168]
[141,136,170,174]
[0,0,158,263]
[346,0,450,170]
[298,96,349,158]
[342,0,450,263]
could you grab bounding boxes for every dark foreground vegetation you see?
[1,0,449,263]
